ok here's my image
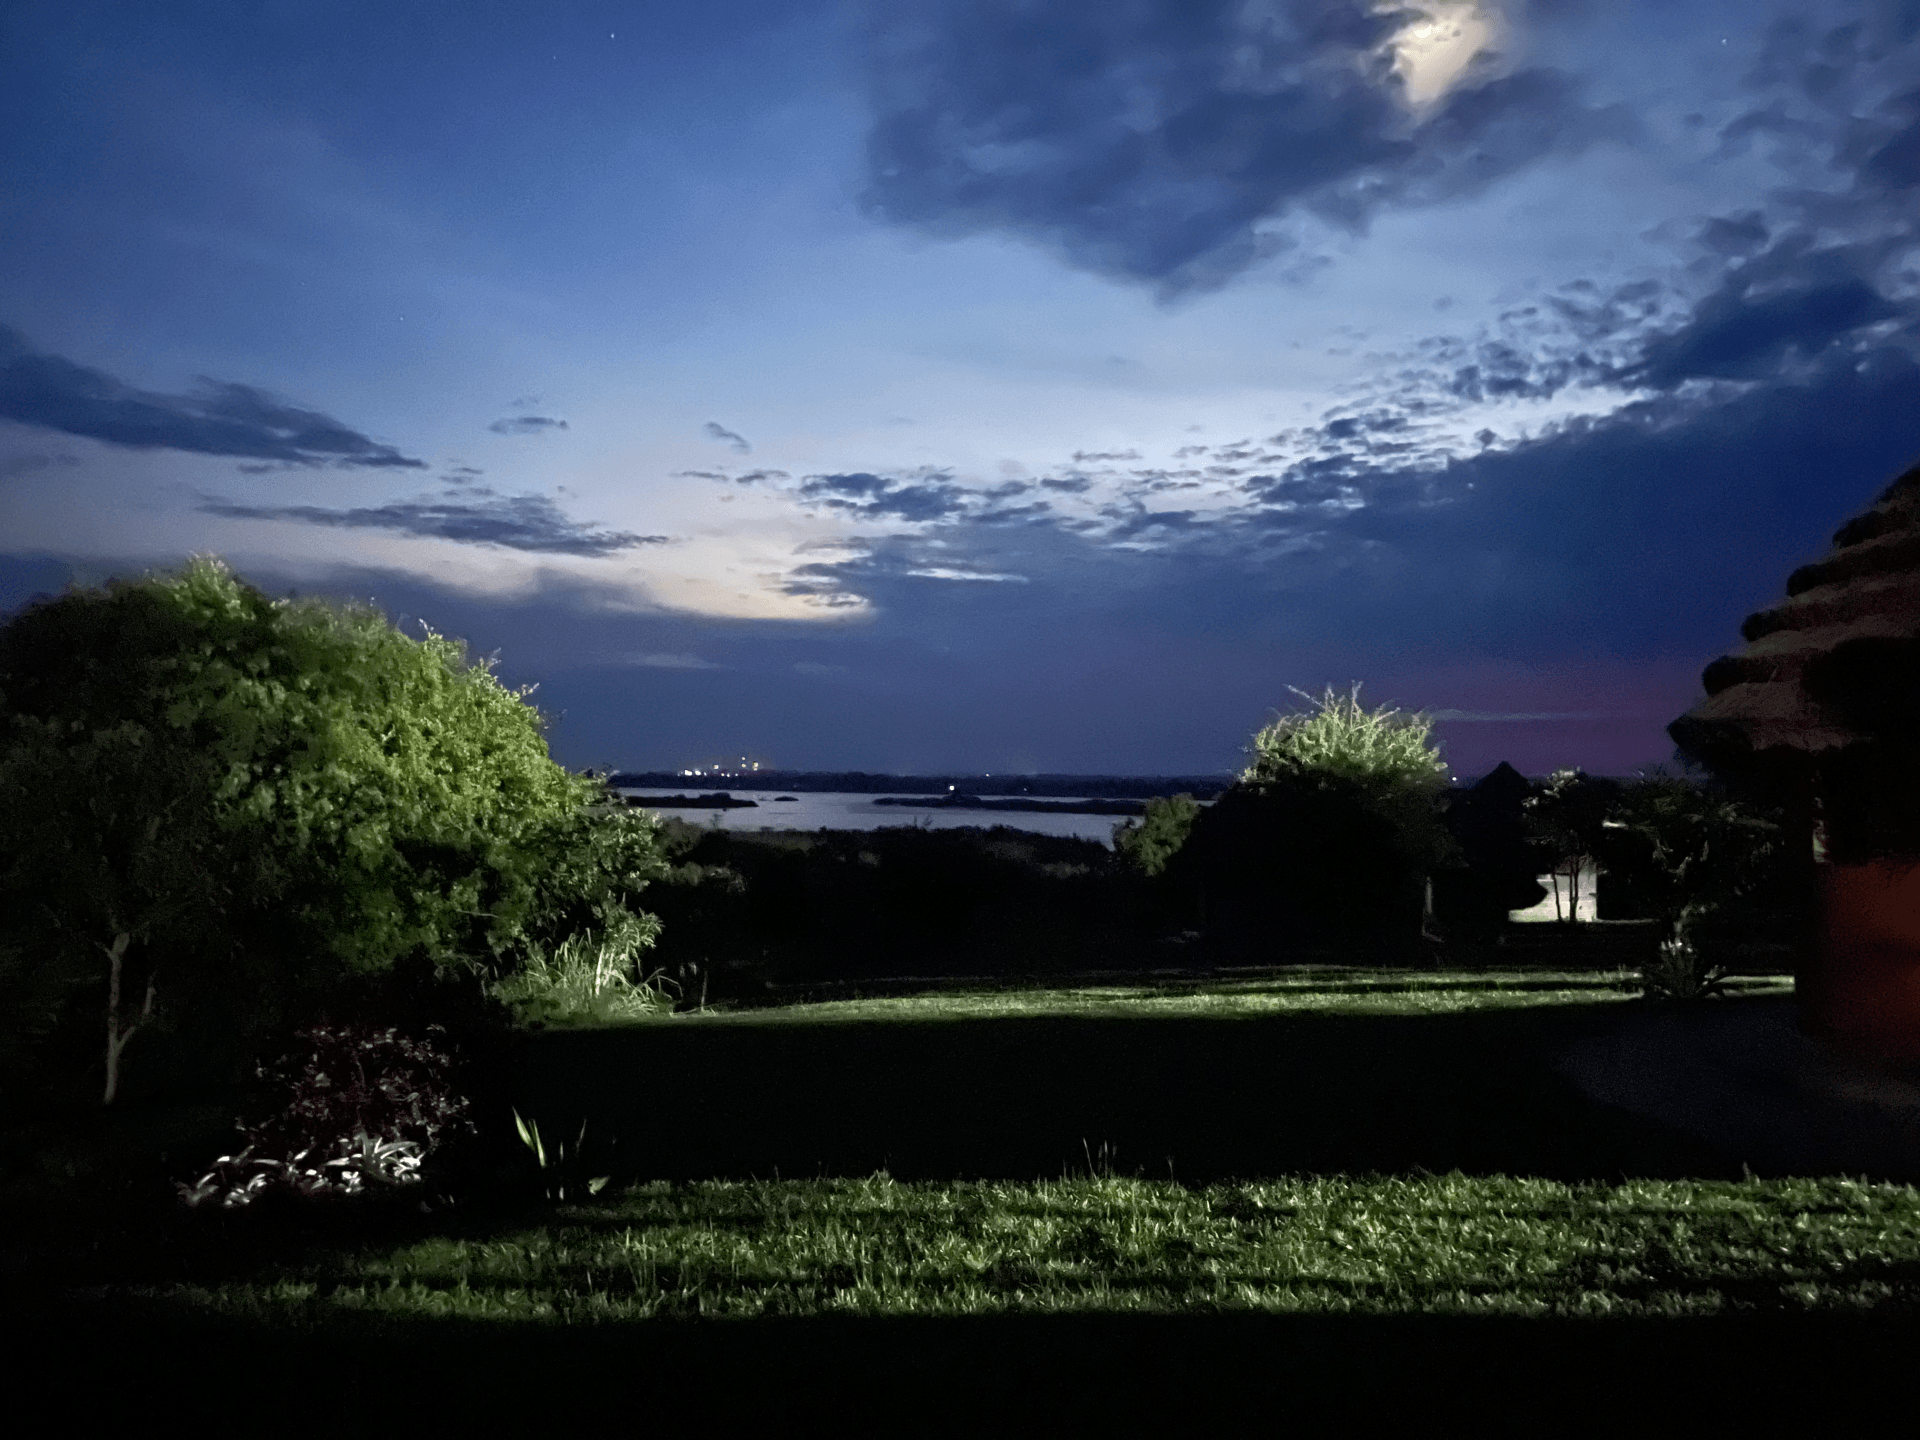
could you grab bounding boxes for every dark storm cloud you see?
[1625,275,1901,388]
[1696,211,1771,256]
[1236,340,1920,661]
[199,487,670,557]
[703,422,752,453]
[1861,88,1920,184]
[853,0,1637,294]
[1744,8,1920,98]
[1718,10,1920,198]
[1619,235,1911,391]
[488,415,570,435]
[797,470,972,522]
[0,325,425,468]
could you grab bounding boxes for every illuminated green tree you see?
[1240,682,1462,882]
[0,557,667,1106]
[1182,683,1464,955]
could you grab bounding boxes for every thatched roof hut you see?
[1669,456,1920,1061]
[1670,457,1920,815]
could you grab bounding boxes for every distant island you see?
[620,792,759,809]
[607,771,1234,800]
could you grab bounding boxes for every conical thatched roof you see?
[1670,457,1920,781]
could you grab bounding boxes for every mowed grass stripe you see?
[611,969,1792,1025]
[40,970,1904,1334]
[118,1170,1920,1326]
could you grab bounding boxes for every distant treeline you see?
[631,765,1790,1002]
[608,771,1235,799]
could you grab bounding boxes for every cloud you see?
[797,470,973,522]
[0,449,82,481]
[1425,710,1621,722]
[781,531,1043,597]
[793,660,848,674]
[1622,266,1903,390]
[488,414,570,435]
[1695,210,1771,257]
[628,653,720,669]
[1863,93,1920,186]
[902,566,1029,582]
[852,0,1637,295]
[199,486,671,556]
[704,421,752,453]
[0,325,426,468]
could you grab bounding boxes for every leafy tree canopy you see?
[1113,794,1201,878]
[1236,683,1462,875]
[0,557,666,1103]
[1243,683,1449,786]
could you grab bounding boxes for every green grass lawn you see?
[11,967,1920,1422]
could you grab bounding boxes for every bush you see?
[1113,795,1201,878]
[1633,935,1734,1004]
[485,916,679,1028]
[1592,769,1796,957]
[175,1019,481,1212]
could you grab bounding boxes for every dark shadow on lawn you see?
[25,1290,1920,1428]
[498,990,1792,1189]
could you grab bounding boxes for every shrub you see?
[485,916,678,1028]
[1635,934,1734,1004]
[1113,794,1201,878]
[1594,769,1794,964]
[175,1019,480,1211]
[1179,775,1432,953]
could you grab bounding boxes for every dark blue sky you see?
[3,0,1917,780]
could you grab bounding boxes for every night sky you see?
[3,1,1917,782]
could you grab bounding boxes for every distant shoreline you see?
[620,790,1166,816]
[609,771,1232,800]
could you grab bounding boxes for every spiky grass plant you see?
[1637,930,1733,1003]
[485,919,679,1029]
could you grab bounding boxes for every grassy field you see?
[10,966,1920,1424]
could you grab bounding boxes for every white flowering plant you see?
[175,1018,478,1211]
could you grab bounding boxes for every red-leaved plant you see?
[176,1019,480,1211]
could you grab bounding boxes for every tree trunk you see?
[101,931,157,1106]
[1790,764,1829,1037]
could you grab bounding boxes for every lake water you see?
[616,790,1143,847]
